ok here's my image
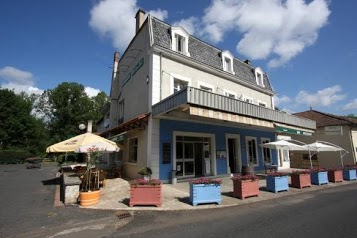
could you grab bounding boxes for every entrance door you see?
[278,149,290,169]
[226,135,241,174]
[175,136,212,178]
[194,143,203,177]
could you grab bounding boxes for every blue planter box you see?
[343,169,357,181]
[266,176,289,193]
[189,183,221,206]
[311,171,328,185]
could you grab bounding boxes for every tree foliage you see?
[0,88,48,154]
[35,82,108,144]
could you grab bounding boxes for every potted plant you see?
[129,178,162,207]
[291,170,311,189]
[327,167,343,183]
[266,172,289,193]
[189,177,222,206]
[232,175,259,199]
[342,165,357,181]
[138,166,152,180]
[79,147,103,206]
[310,168,328,185]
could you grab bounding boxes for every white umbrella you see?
[305,141,348,167]
[46,132,120,153]
[261,140,307,151]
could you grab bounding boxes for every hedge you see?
[0,150,33,164]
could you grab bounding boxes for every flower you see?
[130,178,161,186]
[231,175,259,181]
[267,172,289,177]
[327,167,343,171]
[291,170,311,175]
[190,177,222,185]
[344,165,357,170]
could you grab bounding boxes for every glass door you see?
[176,141,194,177]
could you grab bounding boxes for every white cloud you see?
[199,0,330,68]
[89,0,137,51]
[295,85,346,107]
[85,87,101,97]
[148,9,168,21]
[173,17,199,35]
[89,0,168,51]
[274,94,291,106]
[343,99,357,110]
[0,66,43,95]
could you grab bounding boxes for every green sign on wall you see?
[122,58,144,86]
[276,126,312,136]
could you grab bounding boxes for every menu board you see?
[162,143,171,164]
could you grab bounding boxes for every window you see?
[129,137,138,163]
[246,137,258,166]
[224,89,237,99]
[221,51,235,74]
[200,85,212,92]
[242,96,253,104]
[198,81,214,93]
[171,27,190,56]
[258,101,267,107]
[261,138,272,164]
[255,67,265,87]
[170,73,191,95]
[174,78,188,93]
[118,100,124,124]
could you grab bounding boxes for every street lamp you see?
[78,123,86,131]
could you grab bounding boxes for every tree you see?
[0,88,48,153]
[35,82,108,143]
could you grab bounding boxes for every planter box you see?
[266,176,289,193]
[328,170,343,183]
[233,179,259,199]
[311,171,328,185]
[343,169,357,181]
[190,183,221,206]
[291,173,311,189]
[129,184,162,207]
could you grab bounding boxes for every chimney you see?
[135,9,146,34]
[87,120,93,133]
[112,52,120,80]
[244,59,251,65]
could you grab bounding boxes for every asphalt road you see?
[1,164,357,238]
[111,183,357,238]
[0,164,125,238]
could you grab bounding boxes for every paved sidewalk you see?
[82,173,357,211]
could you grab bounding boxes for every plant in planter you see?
[342,165,357,181]
[231,175,259,199]
[266,172,289,193]
[310,168,328,185]
[129,178,162,207]
[79,147,104,206]
[138,167,153,180]
[291,170,311,189]
[327,167,343,183]
[189,178,222,206]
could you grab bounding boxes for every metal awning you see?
[100,113,150,138]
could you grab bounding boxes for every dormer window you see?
[255,67,265,87]
[221,50,235,75]
[171,27,190,57]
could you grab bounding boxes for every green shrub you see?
[0,149,33,164]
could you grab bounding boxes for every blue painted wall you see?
[159,119,277,181]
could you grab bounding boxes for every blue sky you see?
[1,0,356,116]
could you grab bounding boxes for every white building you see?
[100,10,316,182]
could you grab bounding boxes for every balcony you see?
[152,87,316,130]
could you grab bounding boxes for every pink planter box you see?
[328,170,343,183]
[291,173,311,189]
[129,184,162,207]
[233,179,259,199]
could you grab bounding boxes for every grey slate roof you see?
[151,17,273,92]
